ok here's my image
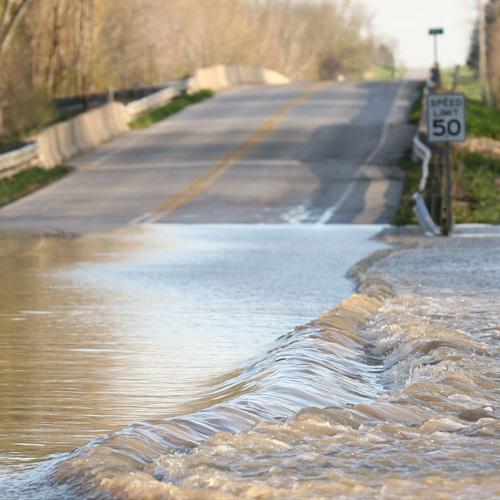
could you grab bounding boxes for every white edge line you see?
[130,212,155,225]
[315,182,356,225]
[314,81,407,225]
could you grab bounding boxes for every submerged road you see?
[0,81,417,231]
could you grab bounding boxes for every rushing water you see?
[0,226,498,498]
[51,228,498,500]
[0,224,392,497]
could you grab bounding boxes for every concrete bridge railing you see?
[125,86,178,121]
[35,102,130,168]
[0,65,290,174]
[186,65,290,92]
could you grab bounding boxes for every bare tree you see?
[0,0,33,66]
[0,0,384,136]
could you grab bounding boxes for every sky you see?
[362,0,478,68]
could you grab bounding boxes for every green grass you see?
[441,66,500,139]
[365,66,407,81]
[394,151,500,226]
[129,90,214,129]
[408,82,425,125]
[393,155,421,225]
[442,66,482,101]
[454,152,500,224]
[0,166,71,207]
[398,66,500,226]
[466,99,500,140]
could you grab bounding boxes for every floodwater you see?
[0,227,500,499]
[0,224,391,497]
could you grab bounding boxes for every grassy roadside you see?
[129,90,214,129]
[0,166,71,208]
[395,151,500,226]
[442,70,500,223]
[393,155,420,225]
[442,66,482,101]
[364,66,407,81]
[408,67,500,139]
[455,67,500,140]
[454,152,500,223]
[466,100,500,140]
[408,82,425,125]
[397,67,500,226]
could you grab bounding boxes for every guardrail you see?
[411,69,441,236]
[0,84,179,173]
[0,142,39,181]
[53,85,169,116]
[413,134,431,192]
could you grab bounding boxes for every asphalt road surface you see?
[0,81,417,231]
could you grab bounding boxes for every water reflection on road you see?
[0,224,385,471]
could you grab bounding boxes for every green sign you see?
[429,28,444,35]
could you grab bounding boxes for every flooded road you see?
[0,224,385,478]
[0,226,498,498]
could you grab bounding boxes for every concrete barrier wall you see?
[187,65,290,92]
[34,102,129,168]
[1,66,289,175]
[126,86,176,121]
[0,143,39,180]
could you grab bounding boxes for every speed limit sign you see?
[427,93,467,143]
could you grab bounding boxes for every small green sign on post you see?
[428,27,444,65]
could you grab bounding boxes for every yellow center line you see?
[142,82,328,223]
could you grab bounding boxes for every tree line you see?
[0,0,390,138]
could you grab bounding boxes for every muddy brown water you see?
[0,224,391,497]
[0,226,500,499]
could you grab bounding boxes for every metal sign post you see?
[428,28,444,65]
[427,92,467,236]
[443,143,453,235]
